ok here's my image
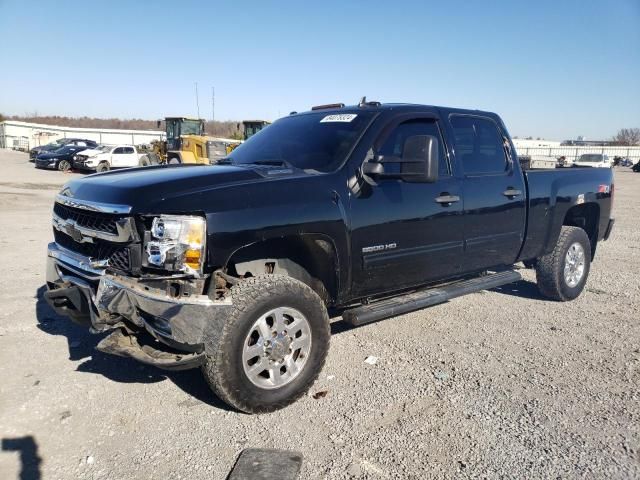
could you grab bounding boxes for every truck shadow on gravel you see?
[34,286,232,411]
[490,279,545,300]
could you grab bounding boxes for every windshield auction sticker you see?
[320,114,358,123]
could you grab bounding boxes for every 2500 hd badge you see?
[45,101,614,413]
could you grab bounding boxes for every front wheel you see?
[58,159,71,172]
[202,275,330,413]
[96,161,110,173]
[535,226,591,301]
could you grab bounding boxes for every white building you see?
[0,120,165,151]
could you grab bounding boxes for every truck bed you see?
[520,167,614,261]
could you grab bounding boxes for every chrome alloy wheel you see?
[242,307,312,389]
[564,242,586,288]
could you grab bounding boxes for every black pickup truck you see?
[45,101,614,413]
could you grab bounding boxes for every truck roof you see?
[295,102,500,120]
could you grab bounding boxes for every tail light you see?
[611,183,615,209]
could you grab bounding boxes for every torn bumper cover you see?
[45,242,232,370]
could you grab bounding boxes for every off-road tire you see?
[535,226,591,301]
[96,161,110,173]
[167,156,181,165]
[58,159,71,172]
[202,275,330,414]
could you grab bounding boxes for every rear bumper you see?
[45,242,231,369]
[603,218,615,241]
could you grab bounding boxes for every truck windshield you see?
[227,111,375,172]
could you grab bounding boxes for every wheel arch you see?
[563,202,600,259]
[224,234,340,305]
[167,151,182,164]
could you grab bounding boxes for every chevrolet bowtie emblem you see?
[65,223,84,243]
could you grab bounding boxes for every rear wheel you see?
[535,226,591,301]
[202,275,330,413]
[58,159,71,172]
[96,161,110,173]
[168,156,181,165]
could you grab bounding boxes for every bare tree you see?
[613,128,640,146]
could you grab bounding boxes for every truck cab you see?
[242,120,270,140]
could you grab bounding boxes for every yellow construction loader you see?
[140,117,240,166]
[242,120,270,140]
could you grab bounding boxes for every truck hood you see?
[58,164,301,213]
[38,151,67,160]
[76,148,104,157]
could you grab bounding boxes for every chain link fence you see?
[514,146,640,163]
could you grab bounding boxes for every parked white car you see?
[72,144,146,172]
[573,153,612,168]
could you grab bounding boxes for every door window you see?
[113,147,124,154]
[378,119,450,176]
[450,116,507,175]
[123,147,135,154]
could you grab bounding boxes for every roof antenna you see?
[359,96,367,107]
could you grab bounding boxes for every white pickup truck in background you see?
[72,144,146,172]
[573,153,612,168]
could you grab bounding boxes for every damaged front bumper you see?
[45,242,232,370]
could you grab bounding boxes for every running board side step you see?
[342,270,522,327]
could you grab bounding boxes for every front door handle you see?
[503,188,522,198]
[435,194,460,205]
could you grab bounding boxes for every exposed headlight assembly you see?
[144,215,206,275]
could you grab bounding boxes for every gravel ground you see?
[0,149,638,479]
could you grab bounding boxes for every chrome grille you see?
[53,229,131,271]
[53,202,121,235]
[52,198,138,273]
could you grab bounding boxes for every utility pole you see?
[195,82,200,118]
[211,86,215,123]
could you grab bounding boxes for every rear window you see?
[579,154,602,162]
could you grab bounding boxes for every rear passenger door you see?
[448,115,526,271]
